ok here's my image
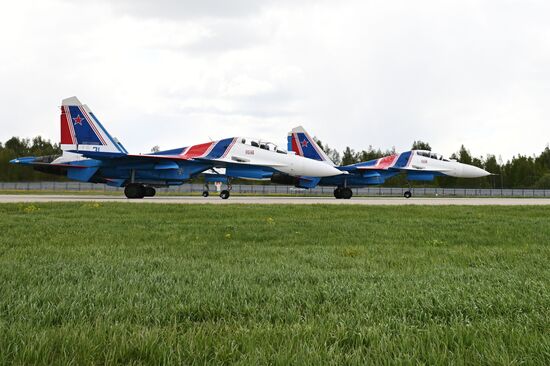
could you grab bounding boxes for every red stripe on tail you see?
[60,106,74,144]
[291,134,301,155]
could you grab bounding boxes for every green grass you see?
[0,203,549,365]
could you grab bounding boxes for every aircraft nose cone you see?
[460,164,491,178]
[317,163,344,177]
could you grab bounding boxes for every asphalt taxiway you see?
[1,194,550,205]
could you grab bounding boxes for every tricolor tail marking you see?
[61,105,106,146]
[288,126,335,165]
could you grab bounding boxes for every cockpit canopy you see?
[415,150,450,162]
[239,138,287,154]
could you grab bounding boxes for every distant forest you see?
[2,136,550,189]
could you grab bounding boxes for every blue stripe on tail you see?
[296,133,323,161]
[68,106,103,145]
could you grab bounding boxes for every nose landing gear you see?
[404,182,413,199]
[202,182,232,199]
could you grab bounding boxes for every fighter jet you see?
[9,98,342,199]
[276,126,491,199]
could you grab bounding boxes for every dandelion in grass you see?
[22,204,39,213]
[82,202,102,209]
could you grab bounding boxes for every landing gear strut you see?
[334,187,353,199]
[124,184,156,199]
[202,184,209,197]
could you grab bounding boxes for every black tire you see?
[220,190,230,199]
[124,184,145,199]
[144,186,156,197]
[333,188,343,199]
[342,187,353,199]
[404,190,412,199]
[202,191,209,197]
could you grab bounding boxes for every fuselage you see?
[44,136,343,186]
[301,150,490,188]
[207,137,343,177]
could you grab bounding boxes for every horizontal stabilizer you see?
[10,157,88,169]
[69,150,127,160]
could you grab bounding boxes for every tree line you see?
[2,136,550,188]
[0,137,64,181]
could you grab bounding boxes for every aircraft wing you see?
[72,150,285,168]
[193,157,285,168]
[69,150,183,162]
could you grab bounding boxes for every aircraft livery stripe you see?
[376,155,398,169]
[60,106,74,144]
[305,131,326,160]
[65,106,77,144]
[296,132,323,161]
[180,142,214,159]
[291,134,299,155]
[220,137,237,159]
[68,105,103,145]
[394,151,413,168]
[200,141,217,157]
[293,133,303,156]
[205,138,236,159]
[79,106,106,145]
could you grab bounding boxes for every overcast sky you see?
[1,0,549,161]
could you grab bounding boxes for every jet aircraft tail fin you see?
[287,126,335,166]
[60,96,128,154]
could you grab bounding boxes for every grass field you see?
[0,203,549,365]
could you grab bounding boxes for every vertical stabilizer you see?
[60,97,127,153]
[287,126,335,166]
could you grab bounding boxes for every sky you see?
[1,0,549,161]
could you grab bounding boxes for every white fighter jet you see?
[10,97,343,199]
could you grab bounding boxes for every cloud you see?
[0,0,549,160]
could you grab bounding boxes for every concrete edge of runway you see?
[1,194,550,205]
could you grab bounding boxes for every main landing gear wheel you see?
[220,190,230,199]
[124,183,145,199]
[342,187,353,199]
[144,186,156,197]
[404,190,412,199]
[334,187,353,199]
[202,191,209,197]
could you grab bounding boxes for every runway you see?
[1,194,550,205]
